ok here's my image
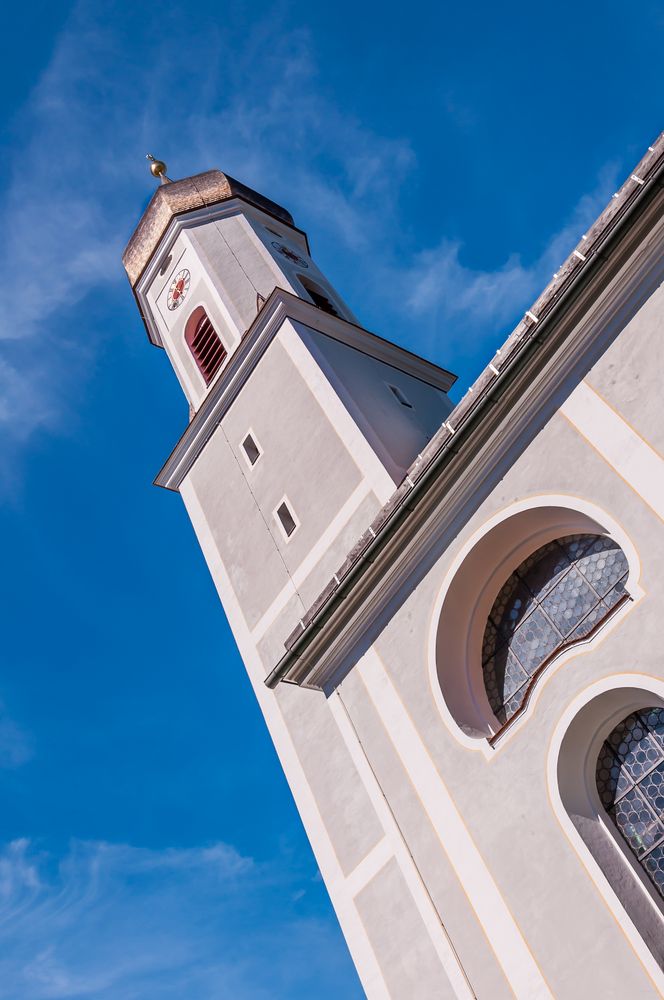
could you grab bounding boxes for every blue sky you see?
[0,1,662,996]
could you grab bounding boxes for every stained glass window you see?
[596,708,664,900]
[482,534,628,725]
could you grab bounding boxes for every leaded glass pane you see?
[596,743,633,807]
[568,601,612,643]
[506,607,559,674]
[517,542,570,602]
[639,708,664,751]
[481,620,500,666]
[638,762,664,815]
[494,688,529,726]
[575,536,628,598]
[499,648,529,700]
[483,670,503,716]
[540,567,598,637]
[502,688,528,721]
[607,713,664,781]
[610,786,664,858]
[602,579,627,611]
[490,576,534,639]
[643,844,664,896]
[482,533,628,725]
[560,534,595,562]
[597,707,664,900]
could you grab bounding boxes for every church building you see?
[123,134,664,997]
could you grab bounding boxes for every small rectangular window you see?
[241,433,261,467]
[276,500,297,538]
[388,383,413,408]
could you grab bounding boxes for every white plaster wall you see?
[353,858,461,998]
[145,231,241,410]
[242,211,358,324]
[177,304,500,995]
[583,274,664,454]
[300,325,454,482]
[357,291,664,995]
[338,666,515,999]
[186,333,375,629]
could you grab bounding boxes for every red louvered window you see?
[185,307,227,385]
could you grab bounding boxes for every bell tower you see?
[123,159,456,631]
[123,158,457,996]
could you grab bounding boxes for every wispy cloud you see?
[0,8,413,459]
[0,838,357,999]
[0,702,32,768]
[0,2,621,462]
[378,161,620,368]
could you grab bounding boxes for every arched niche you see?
[430,497,640,746]
[552,681,664,974]
[184,306,228,386]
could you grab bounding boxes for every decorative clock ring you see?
[167,268,191,310]
[271,242,308,268]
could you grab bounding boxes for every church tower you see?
[125,137,664,998]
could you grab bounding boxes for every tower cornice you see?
[122,170,295,288]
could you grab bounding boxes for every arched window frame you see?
[595,707,664,900]
[549,680,664,984]
[184,306,228,386]
[428,497,643,757]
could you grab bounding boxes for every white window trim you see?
[426,494,644,760]
[589,731,664,917]
[547,676,664,992]
[273,495,300,542]
[239,428,263,470]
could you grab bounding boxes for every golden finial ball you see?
[146,153,168,180]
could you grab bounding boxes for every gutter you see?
[265,131,664,689]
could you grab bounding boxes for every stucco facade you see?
[124,136,664,997]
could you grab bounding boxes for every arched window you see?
[483,534,628,726]
[185,307,227,385]
[596,708,664,901]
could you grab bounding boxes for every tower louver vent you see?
[186,309,227,385]
[298,276,340,317]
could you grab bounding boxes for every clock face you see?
[167,268,191,310]
[271,241,309,268]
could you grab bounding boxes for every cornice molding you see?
[123,171,295,288]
